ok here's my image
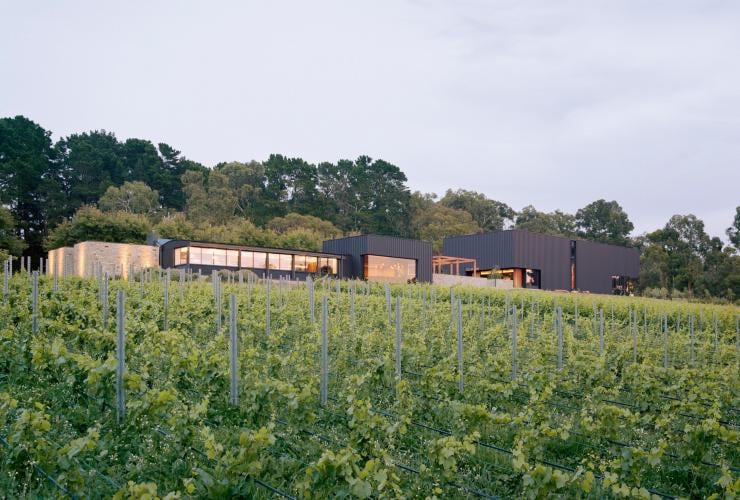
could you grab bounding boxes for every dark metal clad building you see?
[574,239,640,294]
[442,230,639,294]
[322,234,433,283]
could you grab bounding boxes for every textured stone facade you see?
[47,241,159,279]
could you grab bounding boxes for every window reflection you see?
[294,255,307,272]
[253,252,267,269]
[212,248,226,266]
[189,247,202,265]
[240,251,253,268]
[363,255,415,283]
[175,247,188,266]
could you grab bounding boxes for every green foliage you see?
[0,207,26,256]
[575,199,634,245]
[45,206,151,249]
[514,205,577,238]
[98,181,160,215]
[409,192,481,253]
[0,116,57,252]
[0,274,738,497]
[727,206,740,250]
[267,213,342,240]
[439,188,515,232]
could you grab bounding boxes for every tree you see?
[45,206,151,249]
[0,116,57,256]
[215,161,265,220]
[645,214,711,293]
[575,199,634,245]
[514,205,576,238]
[261,154,325,222]
[638,244,669,292]
[153,213,197,241]
[99,181,160,215]
[728,206,740,250]
[267,213,342,240]
[695,237,740,299]
[409,192,481,253]
[55,130,126,214]
[0,207,26,257]
[439,189,514,232]
[157,143,208,211]
[181,170,211,222]
[317,156,411,236]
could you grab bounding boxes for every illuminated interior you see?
[176,245,337,275]
[475,267,540,288]
[363,255,416,283]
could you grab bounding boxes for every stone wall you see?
[47,241,159,279]
[47,247,75,277]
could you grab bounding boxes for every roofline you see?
[325,233,433,246]
[444,229,637,250]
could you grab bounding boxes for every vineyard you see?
[1,269,739,499]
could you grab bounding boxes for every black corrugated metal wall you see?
[575,240,640,294]
[322,235,433,282]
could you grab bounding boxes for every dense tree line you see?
[1,115,738,300]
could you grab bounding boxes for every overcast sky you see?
[2,1,738,239]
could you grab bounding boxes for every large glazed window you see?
[253,252,267,269]
[363,255,416,283]
[189,247,202,265]
[174,247,188,266]
[226,250,239,267]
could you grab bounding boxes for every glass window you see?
[362,255,415,283]
[253,252,267,269]
[174,247,188,266]
[294,255,307,272]
[212,248,226,266]
[324,258,338,275]
[199,248,214,266]
[306,256,318,273]
[240,251,253,268]
[525,269,541,289]
[266,253,278,269]
[189,247,202,265]
[275,254,292,271]
[227,250,239,267]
